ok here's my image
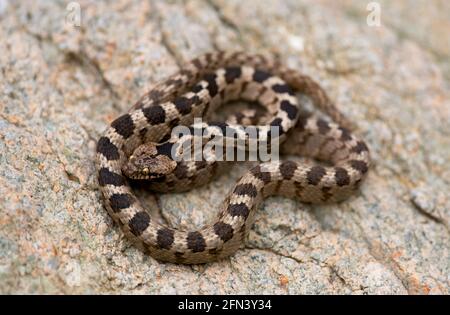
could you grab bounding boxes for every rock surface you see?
[0,0,449,294]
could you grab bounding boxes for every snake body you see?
[96,51,370,264]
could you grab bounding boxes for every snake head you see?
[122,142,177,180]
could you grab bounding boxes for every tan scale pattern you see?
[96,52,371,264]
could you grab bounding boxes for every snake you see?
[96,51,371,264]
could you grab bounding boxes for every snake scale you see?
[96,51,371,264]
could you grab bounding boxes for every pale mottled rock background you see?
[0,0,449,294]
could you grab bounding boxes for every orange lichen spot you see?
[391,250,402,259]
[421,284,431,295]
[279,275,289,287]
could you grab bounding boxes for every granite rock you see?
[0,0,449,294]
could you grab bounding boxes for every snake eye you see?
[142,167,149,175]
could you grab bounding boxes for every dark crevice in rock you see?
[366,244,417,294]
[63,51,122,112]
[206,0,239,34]
[347,213,415,294]
[245,246,354,293]
[410,196,448,231]
[65,170,81,184]
[310,256,356,293]
[23,28,122,114]
[328,265,350,288]
[153,3,183,68]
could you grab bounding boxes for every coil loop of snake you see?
[96,51,371,264]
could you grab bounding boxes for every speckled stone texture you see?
[0,0,449,294]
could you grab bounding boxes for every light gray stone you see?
[0,0,449,294]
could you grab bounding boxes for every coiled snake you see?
[96,51,370,264]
